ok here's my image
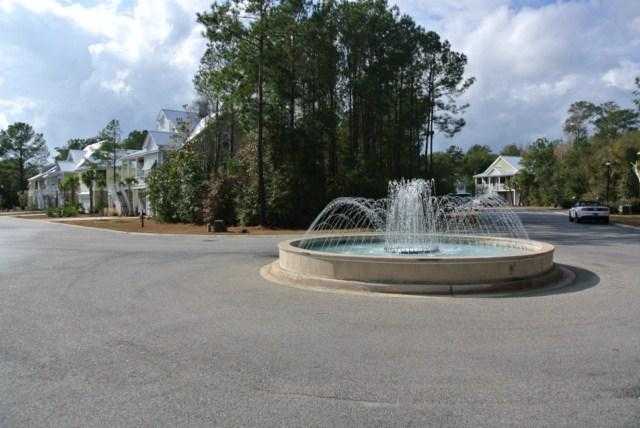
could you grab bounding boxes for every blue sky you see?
[1,0,639,155]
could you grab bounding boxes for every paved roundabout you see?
[1,212,639,426]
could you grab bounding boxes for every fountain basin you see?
[262,234,558,295]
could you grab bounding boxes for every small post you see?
[140,210,145,228]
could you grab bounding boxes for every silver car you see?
[569,201,610,224]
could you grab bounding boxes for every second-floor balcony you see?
[118,165,151,188]
[123,169,151,189]
[477,183,511,193]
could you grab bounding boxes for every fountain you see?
[262,179,567,295]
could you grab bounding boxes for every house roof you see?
[473,155,523,178]
[148,130,179,147]
[501,156,523,170]
[28,141,126,180]
[121,149,147,160]
[187,112,216,141]
[58,161,77,172]
[159,109,199,131]
[28,171,47,181]
[67,150,85,163]
[123,131,178,159]
[40,166,59,179]
[83,141,103,157]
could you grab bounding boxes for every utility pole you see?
[112,127,118,215]
[604,161,612,206]
[256,0,267,227]
[112,127,117,191]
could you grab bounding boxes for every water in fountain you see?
[385,179,438,254]
[300,178,528,256]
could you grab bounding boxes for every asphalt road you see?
[1,212,639,427]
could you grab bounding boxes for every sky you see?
[1,0,639,155]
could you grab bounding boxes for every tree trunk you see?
[89,186,94,214]
[289,33,295,130]
[256,0,267,226]
[230,109,235,155]
[18,151,25,192]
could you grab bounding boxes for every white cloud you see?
[1,0,640,152]
[602,61,640,91]
[0,97,37,116]
[170,25,206,69]
[100,70,132,95]
[0,0,208,146]
[400,0,640,149]
[0,97,46,135]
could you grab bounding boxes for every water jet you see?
[262,179,564,295]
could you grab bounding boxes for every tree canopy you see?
[0,122,49,208]
[193,0,474,227]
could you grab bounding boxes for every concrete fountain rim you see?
[262,233,563,296]
[282,233,554,263]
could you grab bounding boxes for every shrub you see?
[147,150,207,223]
[62,204,79,217]
[17,191,28,210]
[46,203,79,218]
[206,173,237,226]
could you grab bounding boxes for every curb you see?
[5,215,304,239]
[613,222,640,231]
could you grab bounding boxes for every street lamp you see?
[604,161,612,206]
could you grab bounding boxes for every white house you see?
[115,131,181,215]
[28,108,201,214]
[110,108,200,215]
[474,156,523,205]
[28,142,106,210]
[156,109,199,134]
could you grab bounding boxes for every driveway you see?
[1,212,639,426]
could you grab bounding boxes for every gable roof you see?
[501,156,523,170]
[83,141,103,157]
[67,150,85,163]
[28,141,112,180]
[158,109,199,132]
[187,112,216,141]
[145,130,179,149]
[57,161,77,172]
[474,155,523,178]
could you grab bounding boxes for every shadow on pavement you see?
[487,264,600,299]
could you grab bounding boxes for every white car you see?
[569,201,610,224]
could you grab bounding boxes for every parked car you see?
[569,201,610,224]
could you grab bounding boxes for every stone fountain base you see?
[261,234,572,296]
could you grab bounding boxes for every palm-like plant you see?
[59,174,80,205]
[123,176,137,214]
[95,171,107,214]
[81,168,97,213]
